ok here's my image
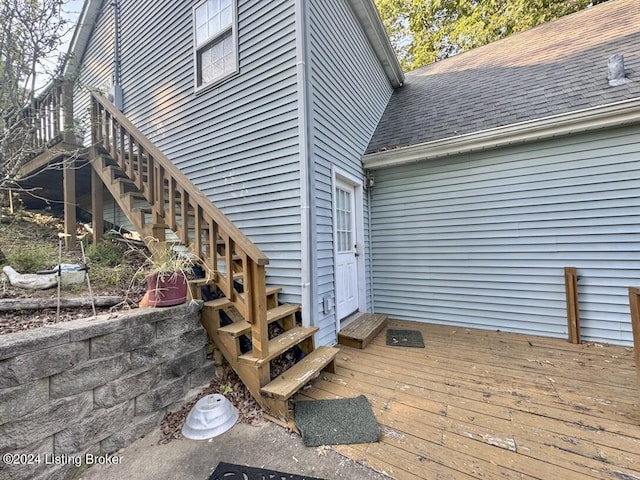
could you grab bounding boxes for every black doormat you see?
[386,329,425,348]
[208,462,325,480]
[294,395,380,447]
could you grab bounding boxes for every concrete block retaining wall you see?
[0,301,216,480]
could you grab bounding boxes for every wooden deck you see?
[296,319,640,480]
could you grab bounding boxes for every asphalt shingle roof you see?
[366,0,640,155]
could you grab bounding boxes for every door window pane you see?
[336,187,352,253]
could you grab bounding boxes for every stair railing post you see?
[90,162,104,244]
[249,262,269,365]
[61,81,77,249]
[89,96,104,243]
[629,287,640,390]
[61,81,75,146]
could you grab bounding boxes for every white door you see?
[334,180,359,319]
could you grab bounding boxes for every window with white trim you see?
[193,0,237,89]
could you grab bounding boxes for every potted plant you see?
[141,240,196,307]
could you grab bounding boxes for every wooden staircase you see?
[89,92,338,422]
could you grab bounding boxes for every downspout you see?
[295,0,314,328]
[110,0,123,110]
[366,172,374,312]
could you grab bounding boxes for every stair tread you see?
[337,313,388,349]
[122,191,146,199]
[261,346,339,400]
[266,285,282,296]
[203,297,232,310]
[218,303,300,337]
[238,326,318,366]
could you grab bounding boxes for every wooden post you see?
[565,267,580,344]
[62,155,77,250]
[91,163,104,244]
[61,81,75,145]
[249,262,268,364]
[629,287,640,389]
[61,81,77,250]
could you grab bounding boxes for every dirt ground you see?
[0,208,147,334]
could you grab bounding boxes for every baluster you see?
[104,111,111,153]
[118,126,125,168]
[147,155,155,206]
[155,165,165,219]
[168,177,177,231]
[209,220,218,277]
[110,115,117,158]
[180,190,189,245]
[135,143,144,190]
[194,204,202,259]
[52,85,61,139]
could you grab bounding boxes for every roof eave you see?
[62,0,103,79]
[346,0,404,88]
[363,97,640,170]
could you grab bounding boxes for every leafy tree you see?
[375,0,610,71]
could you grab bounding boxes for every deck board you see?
[295,319,640,480]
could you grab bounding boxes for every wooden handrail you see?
[90,91,269,266]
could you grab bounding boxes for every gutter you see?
[346,0,404,88]
[295,0,313,328]
[363,97,640,170]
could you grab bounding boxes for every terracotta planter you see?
[145,271,188,307]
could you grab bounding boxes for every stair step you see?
[238,326,318,366]
[122,191,146,201]
[266,285,282,296]
[260,346,339,400]
[218,304,299,338]
[203,297,232,310]
[337,313,388,349]
[104,165,127,179]
[133,206,152,215]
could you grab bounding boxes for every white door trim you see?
[332,167,366,330]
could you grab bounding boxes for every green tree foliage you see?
[375,0,609,71]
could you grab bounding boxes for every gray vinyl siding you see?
[370,126,640,346]
[308,0,394,345]
[73,0,303,303]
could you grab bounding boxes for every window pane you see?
[195,1,236,87]
[208,14,220,37]
[195,4,208,44]
[198,31,235,85]
[220,5,232,28]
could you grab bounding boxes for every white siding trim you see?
[344,0,403,87]
[295,0,312,328]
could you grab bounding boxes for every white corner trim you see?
[345,0,404,88]
[295,0,312,328]
[363,97,640,170]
